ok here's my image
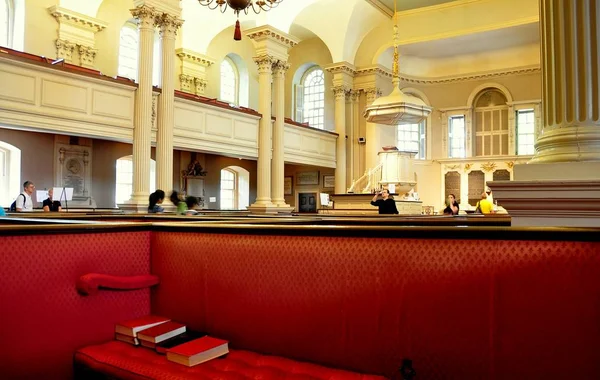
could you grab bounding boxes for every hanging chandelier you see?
[197,0,284,41]
[363,0,431,125]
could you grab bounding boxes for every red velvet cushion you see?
[77,273,160,295]
[75,341,386,380]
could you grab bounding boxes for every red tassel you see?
[234,20,242,41]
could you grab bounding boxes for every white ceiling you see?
[400,22,540,58]
[368,0,459,14]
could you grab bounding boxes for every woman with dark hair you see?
[184,196,200,215]
[148,190,165,213]
[443,194,459,215]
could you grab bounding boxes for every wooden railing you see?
[348,163,383,193]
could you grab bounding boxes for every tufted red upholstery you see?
[151,232,600,379]
[76,341,385,380]
[0,232,152,380]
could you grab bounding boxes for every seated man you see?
[15,181,35,212]
[43,188,62,212]
[370,189,399,215]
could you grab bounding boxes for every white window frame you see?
[118,22,139,81]
[509,101,541,156]
[220,168,236,210]
[220,56,239,105]
[115,156,156,206]
[1,0,13,48]
[516,108,536,155]
[397,121,425,159]
[299,66,325,130]
[448,115,466,158]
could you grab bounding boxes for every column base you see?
[118,195,150,213]
[488,179,600,227]
[247,203,281,215]
[531,125,600,163]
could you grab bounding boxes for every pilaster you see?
[176,48,215,95]
[48,6,107,67]
[271,60,292,210]
[325,62,356,194]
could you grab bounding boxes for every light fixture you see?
[363,0,432,125]
[197,0,284,41]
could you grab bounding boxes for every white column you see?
[532,0,600,162]
[250,55,276,208]
[128,5,157,206]
[365,88,382,171]
[156,14,183,198]
[271,60,291,208]
[333,85,349,194]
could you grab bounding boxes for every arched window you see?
[473,89,509,156]
[118,22,138,81]
[299,67,325,129]
[115,155,155,206]
[0,0,11,47]
[118,21,161,86]
[220,166,249,210]
[220,57,238,104]
[0,141,21,207]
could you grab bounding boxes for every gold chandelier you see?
[363,0,431,125]
[197,0,284,41]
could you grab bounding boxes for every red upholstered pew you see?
[2,224,600,379]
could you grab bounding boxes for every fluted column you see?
[333,85,349,194]
[271,60,291,208]
[532,0,600,162]
[156,14,183,198]
[129,5,157,205]
[365,88,382,171]
[250,55,276,208]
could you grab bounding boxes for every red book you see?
[115,333,139,346]
[115,315,170,337]
[166,336,229,367]
[137,321,186,344]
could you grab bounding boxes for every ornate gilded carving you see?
[445,164,461,171]
[506,161,515,169]
[464,163,473,172]
[481,162,497,172]
[193,78,207,95]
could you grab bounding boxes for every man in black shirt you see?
[370,189,399,214]
[43,188,62,212]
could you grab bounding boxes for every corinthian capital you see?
[365,87,382,103]
[55,39,76,63]
[130,5,158,29]
[272,60,290,76]
[78,45,97,68]
[253,55,276,74]
[157,13,183,38]
[332,85,351,100]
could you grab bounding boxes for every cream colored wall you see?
[23,0,59,59]
[202,154,257,210]
[284,164,335,210]
[286,37,334,130]
[95,0,134,78]
[206,27,259,110]
[400,71,542,160]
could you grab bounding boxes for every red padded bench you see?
[75,341,385,380]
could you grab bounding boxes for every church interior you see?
[1,0,600,379]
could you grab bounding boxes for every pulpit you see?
[379,148,417,194]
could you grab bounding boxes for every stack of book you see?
[114,315,228,367]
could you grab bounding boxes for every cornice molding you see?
[175,48,215,67]
[246,26,300,49]
[324,61,356,76]
[355,65,392,78]
[133,0,181,18]
[400,65,541,85]
[48,6,107,33]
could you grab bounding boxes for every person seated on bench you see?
[43,188,62,212]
